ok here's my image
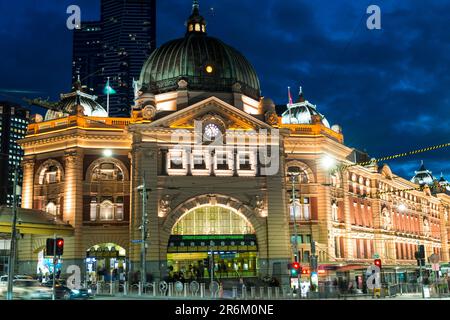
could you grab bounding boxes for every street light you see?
[398,203,406,212]
[137,173,151,291]
[321,155,336,171]
[103,149,113,157]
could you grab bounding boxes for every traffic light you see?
[289,262,300,276]
[45,238,64,256]
[56,238,64,256]
[46,238,54,256]
[418,245,425,259]
[417,259,425,267]
[374,259,382,269]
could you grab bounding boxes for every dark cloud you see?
[0,0,449,179]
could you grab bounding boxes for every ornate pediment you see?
[145,96,272,131]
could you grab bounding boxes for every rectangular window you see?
[90,203,97,221]
[116,203,124,221]
[193,153,206,170]
[170,151,183,169]
[304,234,312,244]
[239,153,251,170]
[216,152,229,170]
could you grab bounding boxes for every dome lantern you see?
[186,0,206,34]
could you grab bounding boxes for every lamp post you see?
[137,173,150,289]
[288,171,301,291]
[6,163,19,300]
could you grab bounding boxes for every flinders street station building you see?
[7,3,450,287]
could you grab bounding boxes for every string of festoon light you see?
[341,142,450,170]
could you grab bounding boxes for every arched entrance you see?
[167,205,258,280]
[85,243,126,283]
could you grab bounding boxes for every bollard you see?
[275,287,279,299]
[200,283,205,298]
[153,282,156,296]
[184,283,187,297]
[251,287,256,299]
[124,281,128,296]
[267,287,272,299]
[241,285,246,299]
[168,283,173,297]
[96,282,101,295]
[232,286,238,299]
[138,282,142,296]
[259,287,265,299]
[110,279,113,295]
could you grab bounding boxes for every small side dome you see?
[281,87,330,128]
[260,97,275,113]
[411,161,435,186]
[331,124,342,133]
[45,87,108,121]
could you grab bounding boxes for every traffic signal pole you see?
[52,233,56,301]
[139,173,148,289]
[291,174,300,290]
[6,164,18,300]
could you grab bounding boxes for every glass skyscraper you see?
[0,101,30,207]
[72,0,156,117]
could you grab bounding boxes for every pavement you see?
[93,291,450,300]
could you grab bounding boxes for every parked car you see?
[0,279,52,299]
[42,280,92,300]
[0,275,33,286]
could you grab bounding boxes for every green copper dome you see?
[139,2,261,100]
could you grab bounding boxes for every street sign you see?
[372,253,380,259]
[432,263,440,271]
[131,240,144,244]
[429,254,439,264]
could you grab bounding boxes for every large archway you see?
[85,243,127,283]
[167,204,259,280]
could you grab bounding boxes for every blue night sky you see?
[0,0,449,180]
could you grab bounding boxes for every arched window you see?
[290,198,310,221]
[287,166,309,183]
[92,162,124,181]
[100,200,114,221]
[195,23,201,32]
[331,202,338,221]
[38,161,63,185]
[46,202,57,216]
[172,206,254,235]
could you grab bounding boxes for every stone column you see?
[342,170,354,259]
[439,203,449,261]
[21,157,35,209]
[263,139,290,286]
[63,148,84,273]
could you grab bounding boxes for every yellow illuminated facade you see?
[14,2,450,287]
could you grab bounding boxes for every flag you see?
[288,86,293,105]
[103,79,117,95]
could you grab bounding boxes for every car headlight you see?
[87,289,92,294]
[71,289,80,295]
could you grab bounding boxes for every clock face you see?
[204,123,221,140]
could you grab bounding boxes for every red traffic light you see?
[374,259,382,268]
[56,239,64,247]
[292,262,300,270]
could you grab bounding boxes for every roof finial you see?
[192,0,200,14]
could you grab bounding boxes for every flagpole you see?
[288,86,292,124]
[106,77,110,117]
